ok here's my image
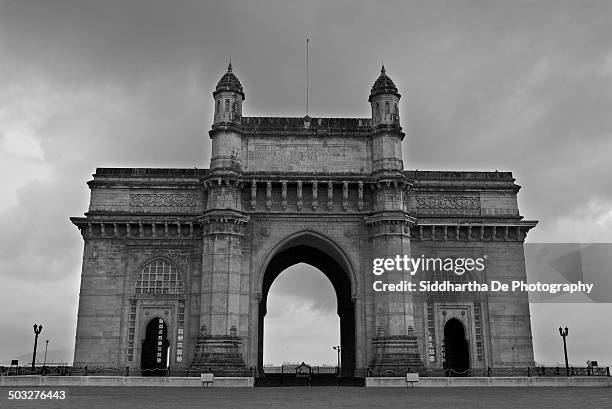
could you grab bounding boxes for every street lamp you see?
[32,324,43,371]
[43,340,49,374]
[559,326,569,377]
[332,346,341,372]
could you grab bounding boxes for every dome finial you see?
[369,62,400,102]
[214,61,244,99]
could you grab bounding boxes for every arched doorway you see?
[443,318,470,376]
[141,317,170,376]
[258,233,356,378]
[264,263,339,366]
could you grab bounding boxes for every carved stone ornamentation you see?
[415,195,480,209]
[129,193,198,208]
[296,181,303,211]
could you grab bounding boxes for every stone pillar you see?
[192,180,249,375]
[365,181,424,374]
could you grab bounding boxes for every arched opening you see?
[264,264,339,366]
[258,234,356,378]
[141,317,170,376]
[443,318,470,376]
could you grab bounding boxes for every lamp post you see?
[43,340,49,374]
[32,324,43,371]
[559,326,569,377]
[333,345,341,373]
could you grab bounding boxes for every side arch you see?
[141,316,170,376]
[443,318,470,376]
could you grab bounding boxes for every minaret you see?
[192,63,249,374]
[210,62,244,171]
[366,65,424,374]
[369,65,404,173]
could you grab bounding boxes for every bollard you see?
[527,367,530,377]
[126,366,129,377]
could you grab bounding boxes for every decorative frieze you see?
[129,193,198,208]
[415,195,480,210]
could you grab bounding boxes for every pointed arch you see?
[255,229,357,376]
[256,229,357,299]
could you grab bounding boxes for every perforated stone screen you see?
[135,259,183,295]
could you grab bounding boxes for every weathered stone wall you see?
[74,238,127,366]
[73,169,206,369]
[412,239,534,370]
[242,135,372,173]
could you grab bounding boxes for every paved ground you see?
[1,386,611,409]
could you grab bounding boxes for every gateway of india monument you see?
[71,63,537,377]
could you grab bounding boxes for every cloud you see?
[265,265,340,365]
[0,274,79,363]
[266,264,338,316]
[531,303,612,366]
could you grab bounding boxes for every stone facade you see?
[71,64,537,376]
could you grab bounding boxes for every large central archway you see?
[257,232,356,377]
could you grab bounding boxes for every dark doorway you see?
[443,318,470,376]
[141,317,170,376]
[259,241,356,381]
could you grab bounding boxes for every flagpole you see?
[306,37,309,115]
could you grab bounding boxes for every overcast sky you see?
[1,0,612,367]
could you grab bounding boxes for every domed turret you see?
[369,65,400,102]
[213,62,244,124]
[214,62,245,99]
[369,65,400,127]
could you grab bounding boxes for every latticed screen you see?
[135,259,184,295]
